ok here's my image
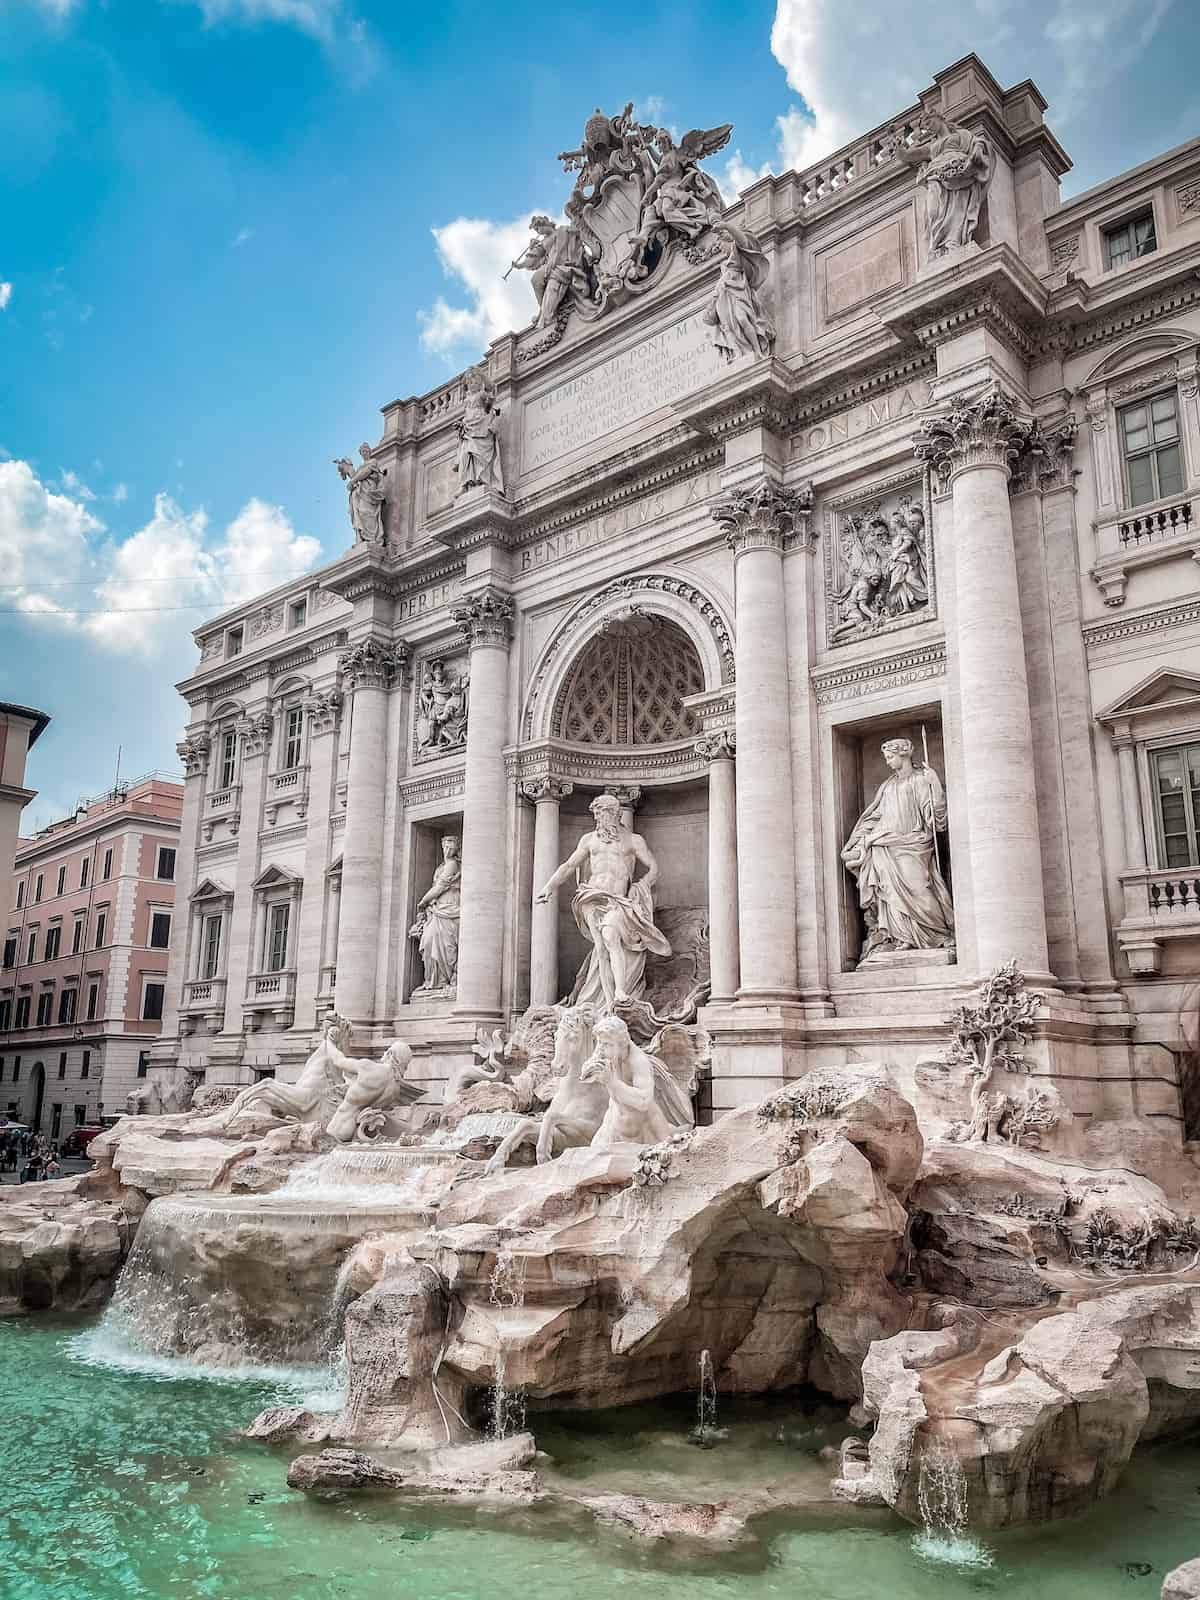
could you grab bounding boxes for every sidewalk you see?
[0,1157,94,1188]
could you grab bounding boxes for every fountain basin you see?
[101,1192,435,1367]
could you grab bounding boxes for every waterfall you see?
[487,1245,528,1439]
[912,1436,993,1569]
[689,1348,719,1448]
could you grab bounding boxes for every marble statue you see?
[895,110,994,257]
[509,214,595,328]
[211,1017,350,1131]
[322,1033,417,1144]
[702,222,774,364]
[416,658,469,752]
[632,125,729,253]
[409,835,461,995]
[455,367,504,494]
[536,792,671,1011]
[484,1005,603,1171]
[841,737,955,962]
[334,445,387,546]
[582,1015,696,1149]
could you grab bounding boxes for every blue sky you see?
[3,0,1198,826]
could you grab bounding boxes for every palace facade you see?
[152,54,1200,1136]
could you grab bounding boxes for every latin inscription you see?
[397,579,457,623]
[521,313,726,474]
[518,470,722,575]
[796,380,934,457]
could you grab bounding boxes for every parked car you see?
[59,1125,107,1159]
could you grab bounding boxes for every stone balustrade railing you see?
[795,119,918,211]
[1090,496,1200,605]
[245,970,296,1006]
[182,977,226,1011]
[206,784,241,815]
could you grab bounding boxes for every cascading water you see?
[912,1436,993,1569]
[689,1348,719,1448]
[488,1245,528,1439]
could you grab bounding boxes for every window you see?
[44,926,61,962]
[137,1050,150,1079]
[2,938,14,969]
[1119,392,1185,509]
[57,1051,66,1080]
[80,1049,90,1079]
[15,881,24,910]
[80,857,89,890]
[156,847,176,881]
[266,903,290,972]
[219,730,237,791]
[281,706,304,772]
[26,931,36,965]
[226,625,244,659]
[86,983,99,1022]
[149,911,172,950]
[57,988,77,1026]
[14,997,30,1030]
[201,914,222,980]
[50,1103,62,1140]
[12,1057,20,1082]
[0,1001,9,1031]
[141,982,164,1022]
[71,918,84,955]
[73,1105,86,1126]
[94,911,107,948]
[1152,742,1200,869]
[34,874,43,904]
[55,866,66,896]
[102,848,113,881]
[36,992,53,1027]
[289,598,307,630]
[1104,210,1157,270]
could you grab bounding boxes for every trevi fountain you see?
[9,59,1200,1600]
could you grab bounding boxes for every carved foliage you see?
[711,478,814,555]
[304,689,342,736]
[944,959,1040,1076]
[913,387,1032,485]
[696,729,735,762]
[451,586,513,649]
[237,711,273,759]
[338,637,409,691]
[176,733,211,777]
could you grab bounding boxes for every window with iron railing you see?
[1152,741,1200,869]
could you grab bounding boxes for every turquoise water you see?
[5,1313,1200,1600]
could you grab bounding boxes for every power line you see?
[0,566,319,591]
[0,600,303,615]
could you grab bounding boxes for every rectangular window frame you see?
[219,729,237,791]
[156,846,176,881]
[141,979,165,1022]
[86,982,99,1022]
[80,1049,90,1080]
[56,866,66,896]
[94,909,108,949]
[44,925,61,962]
[57,987,77,1026]
[36,990,53,1028]
[200,913,223,981]
[265,902,291,974]
[1118,388,1185,510]
[149,910,172,950]
[289,598,308,631]
[71,918,85,955]
[1103,207,1158,271]
[80,857,89,890]
[1150,737,1200,870]
[102,848,113,881]
[281,705,304,773]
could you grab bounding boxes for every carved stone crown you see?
[518,776,574,804]
[451,586,514,648]
[710,478,814,555]
[338,637,410,691]
[176,733,211,777]
[913,387,1033,481]
[696,730,736,762]
[236,711,274,759]
[304,688,343,735]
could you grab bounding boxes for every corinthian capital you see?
[711,478,812,556]
[338,636,409,691]
[518,776,574,804]
[913,387,1032,483]
[236,711,273,759]
[696,730,736,762]
[451,586,513,649]
[176,732,211,777]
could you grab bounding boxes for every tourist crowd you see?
[0,1129,62,1183]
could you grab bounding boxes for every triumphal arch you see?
[155,55,1200,1136]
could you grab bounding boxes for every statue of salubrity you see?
[409,835,461,996]
[841,737,955,965]
[334,443,387,546]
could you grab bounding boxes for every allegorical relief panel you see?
[824,472,935,648]
[413,650,470,761]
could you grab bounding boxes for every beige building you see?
[152,54,1200,1137]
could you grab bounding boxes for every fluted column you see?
[451,588,514,1019]
[293,689,342,1031]
[158,730,210,1048]
[915,388,1051,977]
[1112,722,1148,871]
[520,776,573,1008]
[222,710,273,1033]
[335,639,405,1022]
[711,481,803,1001]
[697,731,739,1002]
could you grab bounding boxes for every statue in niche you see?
[334,445,387,546]
[702,222,774,364]
[507,214,596,328]
[409,836,461,995]
[455,367,505,495]
[894,110,994,258]
[830,492,931,642]
[841,737,955,963]
[535,792,671,1011]
[416,657,469,752]
[582,1015,696,1149]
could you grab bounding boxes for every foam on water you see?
[68,1322,338,1394]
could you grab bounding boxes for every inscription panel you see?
[520,311,725,475]
[518,469,723,576]
[822,220,905,320]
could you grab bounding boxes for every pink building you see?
[0,774,183,1139]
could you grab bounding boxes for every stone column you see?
[1112,721,1149,870]
[156,730,210,1053]
[520,776,573,1008]
[222,710,273,1034]
[292,689,342,1032]
[697,732,739,1002]
[711,481,804,1001]
[334,639,405,1024]
[915,388,1051,978]
[451,588,514,1021]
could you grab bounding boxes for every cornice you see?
[504,739,706,785]
[811,640,947,704]
[1082,598,1200,653]
[787,351,936,430]
[1060,269,1200,357]
[514,445,723,546]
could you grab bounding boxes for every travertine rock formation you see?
[1164,1558,1200,1600]
[0,1176,144,1315]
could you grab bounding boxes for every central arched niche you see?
[552,612,705,747]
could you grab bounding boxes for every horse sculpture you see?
[485,1006,603,1172]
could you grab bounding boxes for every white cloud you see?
[0,283,11,310]
[112,482,129,503]
[232,227,254,248]
[418,214,540,359]
[0,461,321,657]
[58,468,96,501]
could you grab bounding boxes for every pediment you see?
[191,876,233,904]
[1098,669,1200,724]
[1081,329,1196,389]
[251,863,303,891]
